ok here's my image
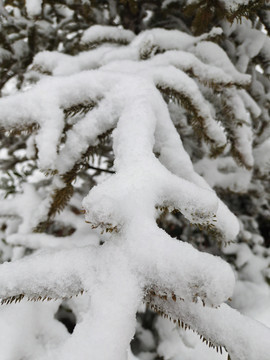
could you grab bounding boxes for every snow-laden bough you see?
[0,25,268,360]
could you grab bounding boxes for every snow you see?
[146,291,270,360]
[222,241,270,339]
[81,25,135,46]
[149,51,244,87]
[186,0,253,12]
[221,0,254,12]
[156,317,227,360]
[0,23,268,360]
[32,27,223,77]
[0,47,12,63]
[0,184,47,233]
[222,88,254,169]
[195,157,251,192]
[254,139,270,175]
[222,18,270,73]
[191,41,251,86]
[25,0,42,17]
[135,27,223,51]
[239,89,261,119]
[0,301,67,360]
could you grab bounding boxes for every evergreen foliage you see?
[0,1,270,360]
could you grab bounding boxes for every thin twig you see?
[88,165,115,174]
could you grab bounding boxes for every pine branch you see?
[157,85,226,156]
[63,101,97,119]
[87,165,115,174]
[30,64,52,75]
[0,123,39,136]
[226,0,266,23]
[80,25,135,50]
[81,38,130,51]
[144,287,227,355]
[220,90,254,170]
[34,129,114,231]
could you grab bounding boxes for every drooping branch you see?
[146,293,270,360]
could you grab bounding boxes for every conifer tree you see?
[0,1,270,360]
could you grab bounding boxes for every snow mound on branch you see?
[25,0,42,17]
[192,41,251,86]
[81,25,135,45]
